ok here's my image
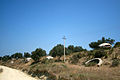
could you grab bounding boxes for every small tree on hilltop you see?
[49,44,70,57]
[2,55,11,62]
[68,45,74,53]
[68,45,86,53]
[114,42,120,48]
[0,56,2,60]
[31,48,46,62]
[74,46,85,52]
[11,53,23,59]
[24,52,31,58]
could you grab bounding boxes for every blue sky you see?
[0,0,120,56]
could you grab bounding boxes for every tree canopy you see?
[11,53,23,59]
[49,44,71,57]
[31,48,46,62]
[2,55,11,62]
[89,37,115,49]
[68,45,86,53]
[24,52,31,58]
[49,44,86,57]
[114,42,120,48]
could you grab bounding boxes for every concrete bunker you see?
[85,58,103,67]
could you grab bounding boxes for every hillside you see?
[0,47,120,80]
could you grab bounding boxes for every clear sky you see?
[0,0,120,56]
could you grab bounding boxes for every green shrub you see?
[87,51,95,58]
[2,55,11,62]
[30,69,56,80]
[61,64,67,68]
[85,62,97,67]
[0,68,3,73]
[70,52,86,64]
[70,53,82,64]
[94,50,107,58]
[41,58,54,64]
[87,50,107,58]
[11,53,23,59]
[114,42,120,48]
[111,59,120,67]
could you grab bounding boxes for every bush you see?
[0,68,3,73]
[111,59,120,67]
[94,50,107,58]
[24,52,31,58]
[85,62,97,67]
[11,53,23,59]
[70,53,84,64]
[114,42,120,48]
[0,57,2,60]
[88,50,107,58]
[41,58,54,64]
[2,55,11,62]
[70,55,80,64]
[29,69,56,80]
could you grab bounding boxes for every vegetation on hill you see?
[114,42,120,48]
[49,44,86,57]
[49,44,69,57]
[1,55,11,62]
[0,37,120,80]
[11,53,23,59]
[24,52,31,58]
[31,48,46,62]
[89,37,115,49]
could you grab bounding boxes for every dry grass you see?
[1,59,120,80]
[28,62,120,80]
[1,58,120,80]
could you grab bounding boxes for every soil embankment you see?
[0,65,37,80]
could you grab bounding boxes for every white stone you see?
[46,56,53,59]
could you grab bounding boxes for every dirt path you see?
[0,65,37,80]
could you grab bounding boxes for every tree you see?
[49,44,70,57]
[114,42,120,48]
[89,42,100,49]
[11,53,23,59]
[74,46,85,52]
[24,52,31,58]
[31,48,46,62]
[106,38,115,45]
[68,45,86,53]
[2,55,11,62]
[68,45,74,53]
[0,56,2,60]
[89,37,115,49]
[68,45,74,51]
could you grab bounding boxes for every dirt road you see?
[0,66,37,80]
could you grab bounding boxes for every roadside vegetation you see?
[0,37,120,80]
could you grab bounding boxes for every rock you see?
[39,75,48,80]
